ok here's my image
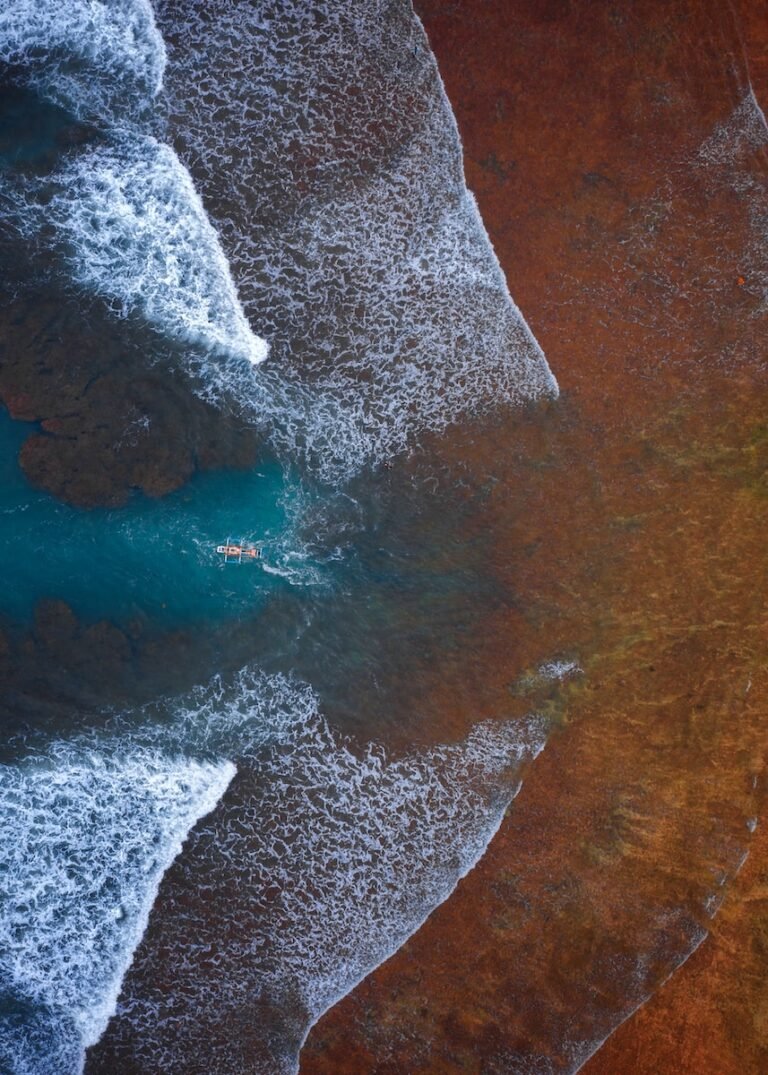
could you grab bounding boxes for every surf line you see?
[0,744,236,1073]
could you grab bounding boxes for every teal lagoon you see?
[0,409,314,627]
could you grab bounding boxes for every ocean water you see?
[150,0,558,478]
[91,677,548,1075]
[0,2,559,1073]
[0,410,308,626]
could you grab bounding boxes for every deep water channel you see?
[0,408,302,626]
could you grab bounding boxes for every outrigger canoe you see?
[217,539,261,563]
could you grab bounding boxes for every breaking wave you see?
[90,666,549,1075]
[50,136,268,367]
[0,742,234,1074]
[153,0,558,478]
[0,0,166,125]
[0,666,548,1075]
[0,0,269,369]
[1,0,557,482]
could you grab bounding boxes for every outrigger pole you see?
[216,536,261,563]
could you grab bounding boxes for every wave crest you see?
[0,0,166,124]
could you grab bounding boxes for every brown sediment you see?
[583,802,768,1075]
[301,0,768,1072]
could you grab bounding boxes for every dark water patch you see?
[0,82,88,172]
[0,432,520,757]
[250,460,513,743]
[0,237,266,507]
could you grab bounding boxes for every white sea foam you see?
[0,672,547,1075]
[696,91,768,314]
[0,0,166,124]
[50,136,269,366]
[153,0,558,479]
[0,0,268,372]
[1,135,269,367]
[0,743,234,1074]
[94,665,548,1074]
[538,660,583,681]
[3,0,556,477]
[697,88,768,167]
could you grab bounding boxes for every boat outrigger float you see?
[217,537,261,563]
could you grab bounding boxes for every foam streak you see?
[0,745,235,1074]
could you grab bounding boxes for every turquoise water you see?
[0,409,309,627]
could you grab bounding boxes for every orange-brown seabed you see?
[301,1,768,1072]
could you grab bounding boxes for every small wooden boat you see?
[217,537,261,563]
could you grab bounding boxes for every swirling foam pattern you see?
[0,744,234,1074]
[0,668,547,1075]
[1,0,557,473]
[0,0,165,124]
[94,667,548,1075]
[0,0,269,368]
[154,0,559,477]
[51,136,269,367]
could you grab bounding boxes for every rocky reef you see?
[0,279,260,508]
